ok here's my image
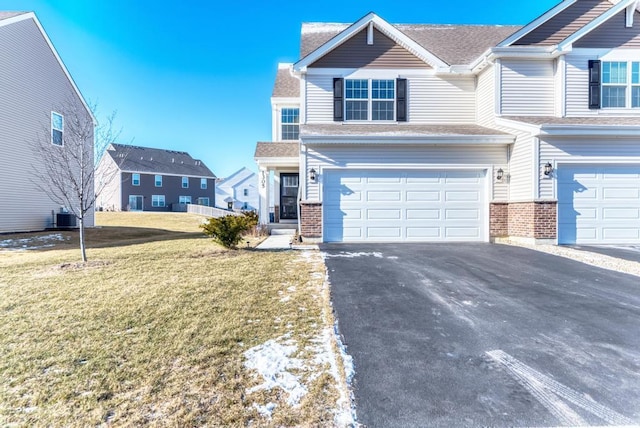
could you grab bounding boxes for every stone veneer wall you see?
[300,201,322,238]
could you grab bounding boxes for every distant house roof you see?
[105,143,216,178]
[272,65,300,98]
[300,22,520,66]
[254,142,299,158]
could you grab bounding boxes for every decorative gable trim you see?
[0,12,96,124]
[293,13,448,72]
[498,0,578,47]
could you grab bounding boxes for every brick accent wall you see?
[507,201,557,239]
[300,201,322,238]
[489,202,509,237]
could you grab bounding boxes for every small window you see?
[602,61,640,108]
[132,173,140,186]
[152,195,165,207]
[242,202,248,210]
[155,175,162,187]
[197,197,210,206]
[200,178,207,189]
[182,177,189,188]
[281,108,299,140]
[243,188,249,197]
[51,112,63,146]
[179,195,191,204]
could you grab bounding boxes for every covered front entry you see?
[558,165,640,244]
[323,169,486,242]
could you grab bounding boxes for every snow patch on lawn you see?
[0,233,66,251]
[244,336,307,412]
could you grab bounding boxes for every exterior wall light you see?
[309,168,317,182]
[496,168,504,181]
[544,162,553,176]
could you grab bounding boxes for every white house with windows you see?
[255,0,640,245]
[0,12,96,233]
[215,167,259,211]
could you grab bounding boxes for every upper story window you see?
[281,108,299,140]
[155,175,162,187]
[602,61,640,108]
[51,112,63,146]
[243,188,249,197]
[132,173,140,186]
[343,79,400,121]
[182,176,189,188]
[200,178,207,189]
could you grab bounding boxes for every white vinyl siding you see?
[305,75,334,123]
[409,76,475,123]
[304,144,507,202]
[539,139,640,199]
[476,66,496,127]
[0,17,94,232]
[501,60,555,116]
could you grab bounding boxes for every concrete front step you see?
[270,229,297,236]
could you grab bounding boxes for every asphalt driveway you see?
[323,243,640,427]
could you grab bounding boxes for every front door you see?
[128,195,143,211]
[280,173,299,220]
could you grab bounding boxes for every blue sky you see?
[2,0,559,178]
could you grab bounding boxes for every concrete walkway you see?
[256,234,319,250]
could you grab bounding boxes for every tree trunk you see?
[79,216,87,262]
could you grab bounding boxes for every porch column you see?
[258,167,270,224]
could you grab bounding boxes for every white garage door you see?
[558,165,640,244]
[323,169,486,242]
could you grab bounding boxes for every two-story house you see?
[96,143,216,212]
[255,0,640,245]
[0,12,95,233]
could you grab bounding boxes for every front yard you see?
[0,212,352,426]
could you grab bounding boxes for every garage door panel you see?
[367,191,401,202]
[558,165,640,244]
[367,209,401,220]
[323,169,486,242]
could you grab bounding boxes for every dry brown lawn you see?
[0,212,348,426]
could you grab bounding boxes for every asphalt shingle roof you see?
[254,142,299,158]
[300,23,521,66]
[502,116,640,126]
[300,123,512,137]
[272,66,300,98]
[0,11,26,21]
[105,143,216,177]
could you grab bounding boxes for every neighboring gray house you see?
[256,0,640,245]
[96,144,216,212]
[215,167,259,211]
[0,11,95,233]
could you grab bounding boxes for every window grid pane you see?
[372,80,395,100]
[345,80,368,99]
[632,62,639,84]
[602,86,626,108]
[282,124,299,140]
[281,108,299,124]
[346,101,368,120]
[632,86,640,108]
[372,101,395,120]
[603,62,627,84]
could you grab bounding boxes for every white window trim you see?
[281,107,300,141]
[179,195,192,204]
[182,176,189,188]
[155,175,163,187]
[200,178,207,189]
[151,195,165,207]
[344,78,396,122]
[198,197,210,206]
[600,56,640,109]
[51,111,64,146]
[132,173,140,186]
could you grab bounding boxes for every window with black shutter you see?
[589,60,601,109]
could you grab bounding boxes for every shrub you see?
[200,212,259,249]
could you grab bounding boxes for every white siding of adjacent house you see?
[501,59,555,116]
[539,138,640,199]
[304,144,508,202]
[95,153,122,211]
[0,17,94,232]
[304,72,475,124]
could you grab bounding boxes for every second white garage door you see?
[323,169,486,242]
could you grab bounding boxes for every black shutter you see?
[333,78,344,121]
[396,78,407,122]
[588,60,601,110]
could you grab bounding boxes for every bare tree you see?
[31,99,121,262]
